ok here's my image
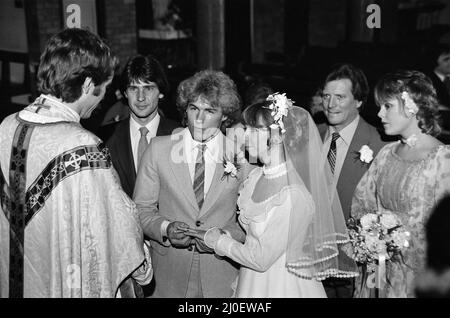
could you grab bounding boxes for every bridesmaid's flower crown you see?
[262,93,294,134]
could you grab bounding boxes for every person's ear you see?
[356,100,362,109]
[159,93,164,99]
[82,77,95,95]
[221,115,228,123]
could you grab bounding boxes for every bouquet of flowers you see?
[345,211,410,292]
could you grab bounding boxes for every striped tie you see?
[193,144,206,210]
[327,132,340,174]
[137,126,149,169]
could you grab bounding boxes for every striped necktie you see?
[327,132,340,174]
[137,126,149,169]
[193,144,206,210]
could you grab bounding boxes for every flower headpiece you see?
[401,91,419,115]
[263,93,294,133]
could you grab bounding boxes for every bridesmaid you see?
[351,70,450,298]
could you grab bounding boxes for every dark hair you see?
[176,70,241,129]
[120,54,169,97]
[244,82,274,107]
[242,100,275,128]
[37,28,117,103]
[374,70,442,136]
[428,43,450,69]
[323,63,369,106]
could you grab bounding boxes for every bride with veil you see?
[186,93,358,297]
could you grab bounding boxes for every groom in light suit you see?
[134,70,250,297]
[317,64,387,298]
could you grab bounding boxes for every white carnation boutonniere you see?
[222,155,240,180]
[401,91,419,115]
[355,145,374,165]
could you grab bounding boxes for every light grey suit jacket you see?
[133,129,251,297]
[318,117,387,221]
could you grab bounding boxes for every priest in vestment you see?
[0,28,152,298]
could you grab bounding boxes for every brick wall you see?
[36,0,62,52]
[32,0,137,68]
[252,0,348,63]
[253,0,285,63]
[309,0,347,47]
[104,0,137,68]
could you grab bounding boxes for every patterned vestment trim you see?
[2,120,112,298]
[25,144,111,224]
[8,123,34,298]
[0,162,10,221]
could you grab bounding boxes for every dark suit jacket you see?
[98,116,180,197]
[427,71,450,109]
[319,117,387,221]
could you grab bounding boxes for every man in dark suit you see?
[425,44,450,109]
[423,44,450,133]
[318,64,387,298]
[99,55,179,197]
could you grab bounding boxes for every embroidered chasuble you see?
[0,95,152,297]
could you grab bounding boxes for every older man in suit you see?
[99,55,179,197]
[318,64,387,298]
[134,70,251,298]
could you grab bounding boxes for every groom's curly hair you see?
[176,70,242,130]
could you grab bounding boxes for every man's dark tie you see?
[137,126,149,169]
[327,132,340,174]
[193,144,206,210]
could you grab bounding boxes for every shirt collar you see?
[19,94,81,124]
[183,127,223,162]
[129,112,160,134]
[434,70,446,82]
[328,114,360,146]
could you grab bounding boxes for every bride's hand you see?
[182,228,206,240]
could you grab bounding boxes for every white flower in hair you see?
[401,91,419,115]
[265,93,294,133]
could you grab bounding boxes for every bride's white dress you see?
[213,167,326,298]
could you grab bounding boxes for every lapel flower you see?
[358,145,374,164]
[401,91,419,115]
[222,155,240,180]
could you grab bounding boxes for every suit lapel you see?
[200,134,229,217]
[156,116,169,136]
[200,161,226,217]
[337,117,369,188]
[168,136,199,212]
[116,120,137,188]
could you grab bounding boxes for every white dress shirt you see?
[434,70,446,82]
[322,115,360,183]
[161,128,223,238]
[129,113,160,172]
[183,128,222,195]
